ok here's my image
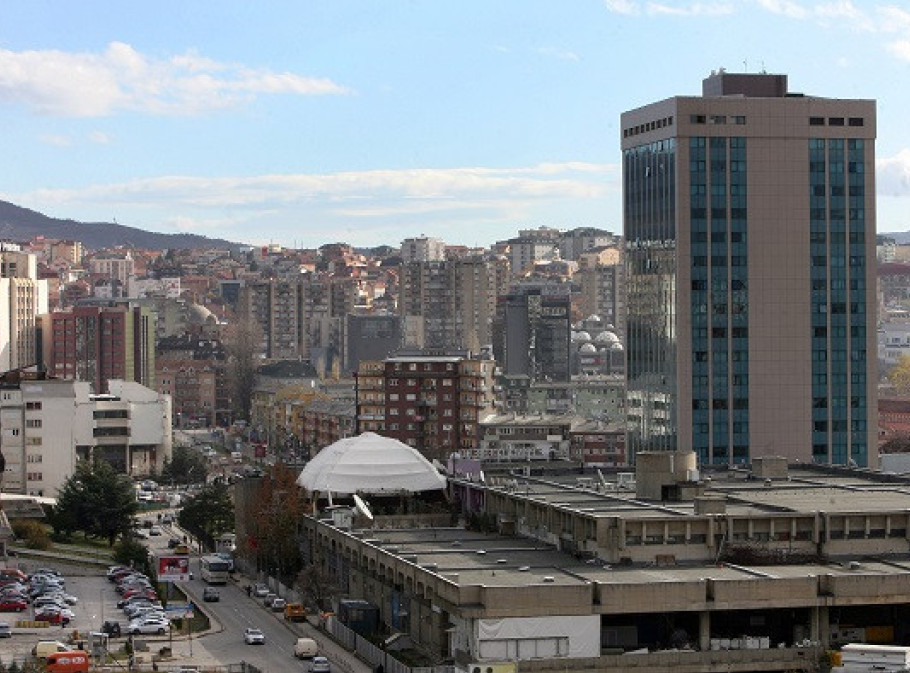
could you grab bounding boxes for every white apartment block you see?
[0,250,49,372]
[401,236,446,263]
[0,377,171,497]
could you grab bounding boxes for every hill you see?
[0,200,243,251]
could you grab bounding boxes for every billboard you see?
[156,555,191,582]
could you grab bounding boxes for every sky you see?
[3,1,910,249]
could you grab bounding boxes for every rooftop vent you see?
[519,566,530,572]
[542,576,555,583]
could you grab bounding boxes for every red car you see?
[35,608,70,625]
[0,598,27,612]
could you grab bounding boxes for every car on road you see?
[127,615,170,635]
[203,587,220,602]
[252,583,269,598]
[149,526,163,536]
[243,627,265,645]
[309,656,331,673]
[270,597,286,612]
[263,593,277,607]
[0,622,10,638]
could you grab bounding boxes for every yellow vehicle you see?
[174,543,191,555]
[284,602,306,622]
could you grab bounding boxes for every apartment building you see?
[355,355,496,460]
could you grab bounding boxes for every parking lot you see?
[0,556,209,666]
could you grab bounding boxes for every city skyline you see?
[3,1,910,248]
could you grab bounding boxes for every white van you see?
[231,451,243,464]
[32,641,72,661]
[294,637,318,659]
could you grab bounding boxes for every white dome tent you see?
[296,432,446,496]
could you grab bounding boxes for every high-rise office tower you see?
[622,71,877,467]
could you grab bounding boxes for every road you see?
[1,516,369,673]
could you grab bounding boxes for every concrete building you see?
[44,303,156,394]
[504,227,562,276]
[398,257,508,352]
[0,248,48,372]
[301,460,910,672]
[343,314,402,376]
[558,227,618,261]
[401,236,446,263]
[493,287,572,383]
[0,372,170,496]
[355,355,496,460]
[622,71,878,467]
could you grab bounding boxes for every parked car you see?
[252,583,269,598]
[35,607,72,625]
[0,622,10,638]
[263,593,277,607]
[0,598,26,612]
[101,620,122,637]
[270,598,286,612]
[203,587,219,602]
[149,526,163,536]
[243,628,265,645]
[127,616,170,635]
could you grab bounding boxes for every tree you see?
[247,465,306,583]
[224,316,262,422]
[295,563,341,611]
[113,536,152,576]
[49,459,138,545]
[178,482,234,551]
[889,354,910,395]
[161,446,208,486]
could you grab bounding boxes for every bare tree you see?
[224,316,262,422]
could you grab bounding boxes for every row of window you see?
[809,116,864,127]
[689,114,746,125]
[623,115,674,139]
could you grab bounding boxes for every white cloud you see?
[88,131,112,144]
[646,2,733,16]
[10,162,615,217]
[604,0,640,14]
[878,149,910,196]
[0,41,351,118]
[755,0,808,18]
[536,47,580,61]
[39,134,71,147]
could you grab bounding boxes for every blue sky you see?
[2,0,910,248]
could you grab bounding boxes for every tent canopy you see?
[296,432,447,495]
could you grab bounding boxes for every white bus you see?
[200,555,231,585]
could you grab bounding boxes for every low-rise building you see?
[0,371,170,496]
[301,457,910,672]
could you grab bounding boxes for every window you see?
[828,117,845,126]
[25,419,42,429]
[25,402,42,410]
[809,117,825,126]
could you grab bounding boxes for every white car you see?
[127,616,171,635]
[243,628,265,645]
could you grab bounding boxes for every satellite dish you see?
[353,494,373,522]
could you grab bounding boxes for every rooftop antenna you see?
[743,59,748,72]
[353,493,374,523]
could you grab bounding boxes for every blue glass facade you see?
[810,138,868,465]
[690,136,749,465]
[624,139,678,453]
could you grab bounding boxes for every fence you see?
[324,616,456,673]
